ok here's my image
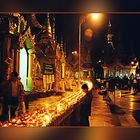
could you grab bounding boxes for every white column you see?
[27,49,33,91]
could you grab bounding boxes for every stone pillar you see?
[12,43,20,73]
[5,36,11,58]
[4,35,12,80]
[27,49,33,91]
[54,59,58,91]
[43,75,48,91]
[62,80,65,92]
[15,49,20,73]
[0,42,2,78]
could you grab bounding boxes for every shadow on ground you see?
[109,104,126,115]
[133,110,140,125]
[132,99,140,103]
[121,91,130,94]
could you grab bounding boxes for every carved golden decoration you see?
[17,15,27,33]
[19,27,35,49]
[9,20,17,34]
[16,14,35,49]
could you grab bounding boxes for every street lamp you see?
[91,13,102,21]
[78,13,102,90]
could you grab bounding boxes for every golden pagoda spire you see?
[107,18,113,44]
[107,17,115,49]
[52,15,55,40]
[109,18,111,28]
[64,41,67,57]
[43,13,52,37]
[60,36,63,51]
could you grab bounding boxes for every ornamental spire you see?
[107,18,114,49]
[43,13,52,37]
[52,15,55,40]
[60,36,63,51]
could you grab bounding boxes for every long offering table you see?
[0,91,86,127]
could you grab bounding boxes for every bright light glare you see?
[72,51,78,55]
[91,13,102,20]
[82,80,93,91]
[129,97,134,110]
[44,115,51,124]
[131,61,134,65]
[20,48,27,91]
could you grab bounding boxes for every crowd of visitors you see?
[95,73,140,94]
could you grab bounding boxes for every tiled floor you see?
[89,90,139,127]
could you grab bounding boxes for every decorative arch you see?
[19,27,35,50]
[19,26,38,91]
[24,35,35,91]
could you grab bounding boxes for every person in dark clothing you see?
[80,84,93,126]
[130,73,134,90]
[108,77,115,93]
[133,78,137,93]
[0,71,26,121]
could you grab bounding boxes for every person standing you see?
[130,73,134,89]
[108,76,115,93]
[0,71,26,121]
[80,84,93,126]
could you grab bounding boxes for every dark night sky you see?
[29,12,140,65]
[16,1,140,65]
[111,14,140,56]
[53,13,140,64]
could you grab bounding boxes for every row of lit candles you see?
[1,90,85,127]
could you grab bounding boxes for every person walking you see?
[80,84,93,126]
